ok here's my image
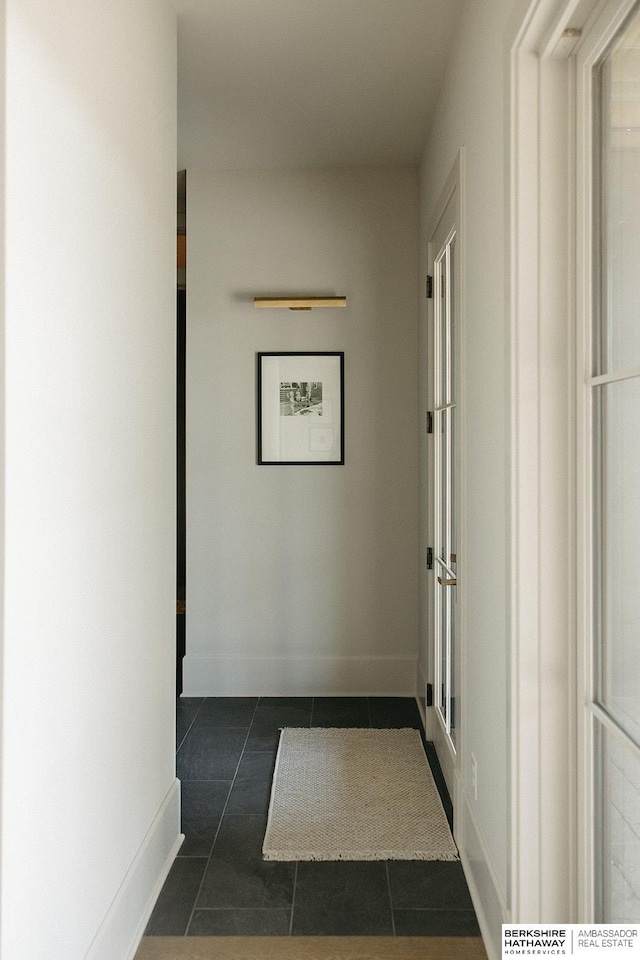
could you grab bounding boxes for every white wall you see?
[418,0,518,949]
[0,2,179,959]
[185,167,419,696]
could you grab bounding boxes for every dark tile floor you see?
[145,697,480,938]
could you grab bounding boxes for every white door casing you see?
[509,0,576,923]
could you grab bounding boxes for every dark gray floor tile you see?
[225,777,273,815]
[255,695,313,712]
[177,696,205,717]
[387,860,474,910]
[225,753,276,815]
[197,815,295,908]
[177,726,247,780]
[235,751,276,780]
[144,857,207,935]
[393,909,481,936]
[311,697,370,728]
[368,697,422,729]
[180,780,232,856]
[291,861,393,936]
[188,908,291,936]
[245,699,312,752]
[177,697,205,747]
[252,697,313,728]
[195,697,258,727]
[245,725,281,753]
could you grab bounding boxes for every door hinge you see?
[426,411,433,434]
[426,546,433,570]
[426,683,433,707]
[426,275,433,299]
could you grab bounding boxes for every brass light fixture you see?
[254,297,347,311]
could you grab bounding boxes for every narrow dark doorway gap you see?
[176,288,186,693]
[176,170,187,694]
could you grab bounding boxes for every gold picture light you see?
[254,297,347,311]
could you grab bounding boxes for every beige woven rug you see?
[262,728,458,862]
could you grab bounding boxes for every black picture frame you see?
[257,352,345,465]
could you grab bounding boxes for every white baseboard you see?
[458,789,508,960]
[84,778,183,960]
[182,655,417,696]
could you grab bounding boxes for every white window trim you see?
[509,0,577,923]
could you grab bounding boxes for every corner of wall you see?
[85,780,182,960]
[459,789,508,960]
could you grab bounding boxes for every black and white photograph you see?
[280,381,323,417]
[258,353,344,464]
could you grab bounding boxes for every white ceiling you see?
[175,0,463,170]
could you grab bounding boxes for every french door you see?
[429,165,462,799]
[578,0,640,920]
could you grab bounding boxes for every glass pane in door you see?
[597,378,640,743]
[439,576,448,720]
[450,577,456,745]
[449,238,456,405]
[598,6,640,374]
[439,409,449,562]
[598,729,640,921]
[592,4,640,920]
[439,259,448,402]
[451,406,457,561]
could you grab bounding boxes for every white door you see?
[429,169,462,800]
[577,0,640,920]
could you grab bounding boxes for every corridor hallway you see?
[140,697,482,947]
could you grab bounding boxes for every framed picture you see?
[257,352,344,465]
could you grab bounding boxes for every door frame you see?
[426,150,466,823]
[508,0,577,922]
